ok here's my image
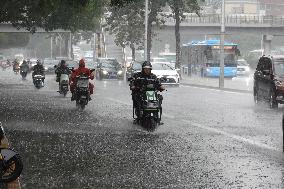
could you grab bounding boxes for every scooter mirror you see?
[128,77,133,82]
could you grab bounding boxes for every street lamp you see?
[144,0,148,61]
[219,0,225,89]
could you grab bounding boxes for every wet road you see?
[0,68,284,188]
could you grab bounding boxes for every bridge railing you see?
[164,14,284,26]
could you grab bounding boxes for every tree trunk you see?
[174,5,181,70]
[147,20,152,62]
[97,33,101,57]
[130,42,136,61]
[64,34,69,56]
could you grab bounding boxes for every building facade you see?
[224,0,284,15]
[258,0,284,16]
[225,0,258,14]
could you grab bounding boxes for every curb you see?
[180,82,252,94]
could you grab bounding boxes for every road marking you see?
[105,96,280,152]
[181,85,250,95]
[181,119,280,152]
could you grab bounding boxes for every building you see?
[258,0,284,16]
[225,0,259,14]
[206,0,284,16]
[225,0,284,16]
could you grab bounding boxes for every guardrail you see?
[164,14,284,27]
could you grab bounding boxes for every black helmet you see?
[142,61,152,69]
[60,60,66,66]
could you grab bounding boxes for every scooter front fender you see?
[1,149,18,161]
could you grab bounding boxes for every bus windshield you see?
[208,50,237,67]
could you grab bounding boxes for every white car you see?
[72,46,81,52]
[151,57,168,63]
[151,57,175,68]
[237,59,250,76]
[151,62,180,86]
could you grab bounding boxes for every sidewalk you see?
[180,74,253,93]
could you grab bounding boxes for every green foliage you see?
[0,0,105,32]
[105,1,144,49]
[106,0,169,60]
[106,0,203,63]
[110,0,137,7]
[166,0,203,68]
[205,0,222,9]
[167,0,203,21]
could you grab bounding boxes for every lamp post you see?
[219,0,225,89]
[144,0,148,61]
[50,36,53,59]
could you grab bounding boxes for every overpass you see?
[0,23,73,59]
[0,23,70,33]
[164,14,284,28]
[151,14,284,56]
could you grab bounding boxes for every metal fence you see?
[165,14,284,26]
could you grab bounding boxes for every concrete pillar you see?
[68,32,72,60]
[262,34,273,56]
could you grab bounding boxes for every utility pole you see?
[144,0,148,61]
[58,34,62,57]
[50,36,53,59]
[93,33,96,60]
[219,0,225,89]
[69,32,72,60]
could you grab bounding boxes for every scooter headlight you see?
[103,70,108,75]
[117,70,123,75]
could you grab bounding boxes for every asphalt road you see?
[0,68,284,189]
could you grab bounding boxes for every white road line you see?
[106,96,279,151]
[182,85,250,95]
[105,97,132,106]
[181,119,280,152]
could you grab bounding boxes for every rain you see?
[1,0,284,188]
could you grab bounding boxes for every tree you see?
[106,0,166,61]
[0,0,105,32]
[146,0,167,61]
[105,1,145,61]
[167,0,203,69]
[205,0,221,9]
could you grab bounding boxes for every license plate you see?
[148,103,154,108]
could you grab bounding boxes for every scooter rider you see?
[12,59,20,72]
[32,60,45,84]
[129,61,165,122]
[20,60,30,72]
[70,59,94,101]
[55,60,71,91]
[26,59,32,71]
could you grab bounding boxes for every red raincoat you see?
[70,59,94,94]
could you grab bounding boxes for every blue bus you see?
[181,39,240,77]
